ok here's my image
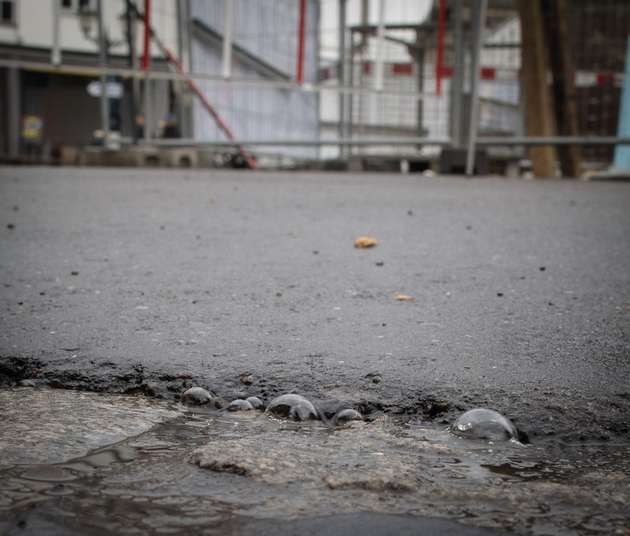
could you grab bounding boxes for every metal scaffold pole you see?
[52,0,61,66]
[338,0,347,160]
[296,0,307,84]
[142,0,152,143]
[96,0,110,142]
[465,0,488,176]
[222,0,233,79]
[449,0,465,148]
[125,0,137,143]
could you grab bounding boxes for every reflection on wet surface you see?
[1,393,629,535]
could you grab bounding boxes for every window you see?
[77,0,96,12]
[0,0,15,25]
[60,0,97,14]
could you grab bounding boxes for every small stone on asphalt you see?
[239,374,254,385]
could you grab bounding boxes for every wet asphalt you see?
[1,167,629,439]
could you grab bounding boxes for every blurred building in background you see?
[0,0,179,161]
[1,0,629,175]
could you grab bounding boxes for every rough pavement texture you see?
[1,167,629,439]
[0,387,180,465]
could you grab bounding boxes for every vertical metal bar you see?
[296,0,306,84]
[222,0,233,79]
[374,0,385,91]
[177,0,191,72]
[125,0,137,143]
[357,0,369,153]
[52,0,61,66]
[142,0,152,142]
[415,47,425,140]
[450,0,464,147]
[142,0,151,70]
[96,0,110,141]
[614,36,630,169]
[338,0,347,158]
[143,78,151,142]
[465,0,487,176]
[435,0,446,95]
[7,66,20,160]
[178,0,193,138]
[347,31,354,154]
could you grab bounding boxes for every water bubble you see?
[227,399,254,412]
[266,394,318,421]
[334,409,363,425]
[246,396,263,409]
[451,408,518,441]
[181,387,212,405]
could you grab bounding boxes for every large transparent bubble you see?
[245,396,264,409]
[181,387,212,405]
[334,408,363,425]
[451,408,518,441]
[265,394,318,421]
[227,399,254,412]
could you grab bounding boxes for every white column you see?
[374,0,386,91]
[222,0,233,79]
[51,0,61,66]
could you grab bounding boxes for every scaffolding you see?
[1,0,630,176]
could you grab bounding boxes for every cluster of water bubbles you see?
[181,387,519,440]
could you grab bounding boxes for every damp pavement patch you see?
[1,402,630,534]
[0,388,181,465]
[230,512,498,535]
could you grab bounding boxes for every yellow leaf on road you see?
[354,236,378,248]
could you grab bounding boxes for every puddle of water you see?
[1,391,629,535]
[0,388,181,465]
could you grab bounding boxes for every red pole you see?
[296,0,307,84]
[436,0,446,96]
[142,0,151,70]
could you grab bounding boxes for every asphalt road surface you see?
[1,167,629,439]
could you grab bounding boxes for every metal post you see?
[142,0,151,143]
[177,0,192,72]
[435,0,446,95]
[52,0,61,66]
[176,0,192,138]
[450,0,464,147]
[357,0,369,152]
[125,0,137,143]
[347,31,354,154]
[374,0,385,92]
[296,0,307,84]
[96,0,110,142]
[7,66,20,160]
[222,0,233,79]
[465,0,487,176]
[614,36,630,169]
[338,0,347,159]
[414,30,425,142]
